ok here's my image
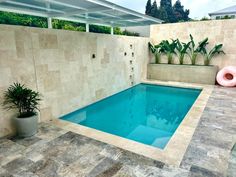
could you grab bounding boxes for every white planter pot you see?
[14,115,38,137]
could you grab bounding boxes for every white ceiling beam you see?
[38,0,86,10]
[83,19,126,27]
[0,5,49,17]
[102,17,140,23]
[5,0,64,14]
[75,12,121,20]
[98,12,121,18]
[51,7,110,18]
[76,14,100,20]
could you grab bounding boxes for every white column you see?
[47,17,52,29]
[86,23,89,32]
[111,27,114,35]
[46,1,52,29]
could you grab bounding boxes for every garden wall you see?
[150,19,236,69]
[0,25,149,137]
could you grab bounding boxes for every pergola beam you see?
[0,5,49,17]
[0,0,162,29]
[6,0,64,14]
[102,17,141,23]
[38,0,86,10]
[50,7,111,18]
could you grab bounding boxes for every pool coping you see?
[52,80,214,167]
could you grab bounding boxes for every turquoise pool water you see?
[61,84,201,149]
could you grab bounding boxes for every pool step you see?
[127,125,172,149]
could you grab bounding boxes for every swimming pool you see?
[61,84,201,149]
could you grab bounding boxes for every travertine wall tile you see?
[0,25,149,137]
[0,26,37,137]
[39,34,58,49]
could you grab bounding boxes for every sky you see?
[107,0,236,19]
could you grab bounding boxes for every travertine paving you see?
[0,86,235,177]
[227,144,236,177]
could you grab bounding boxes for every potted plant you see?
[148,42,161,64]
[201,44,225,66]
[176,39,191,65]
[188,35,209,65]
[3,83,41,137]
[159,40,177,64]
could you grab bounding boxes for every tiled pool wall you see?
[0,25,149,137]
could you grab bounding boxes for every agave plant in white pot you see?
[3,83,42,137]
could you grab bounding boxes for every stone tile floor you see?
[0,86,235,177]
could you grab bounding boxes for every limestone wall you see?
[0,25,149,137]
[150,19,236,69]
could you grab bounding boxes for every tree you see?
[145,0,190,23]
[145,0,152,15]
[160,0,172,8]
[150,1,159,18]
[183,9,190,21]
[173,0,189,22]
[160,0,175,22]
[159,7,168,22]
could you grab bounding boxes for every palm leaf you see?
[209,44,225,57]
[3,82,42,118]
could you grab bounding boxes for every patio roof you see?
[0,0,163,28]
[209,5,236,16]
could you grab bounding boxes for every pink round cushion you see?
[217,66,236,87]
